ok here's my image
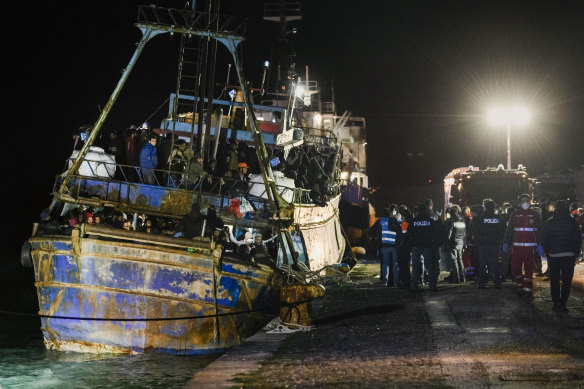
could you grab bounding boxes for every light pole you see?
[505,120,511,171]
[488,106,530,170]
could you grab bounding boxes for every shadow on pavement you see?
[314,303,406,325]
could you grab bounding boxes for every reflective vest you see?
[512,209,538,246]
[380,217,398,246]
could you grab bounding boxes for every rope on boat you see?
[0,298,307,322]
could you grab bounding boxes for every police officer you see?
[397,206,413,288]
[504,193,543,296]
[408,204,440,291]
[473,199,505,289]
[444,205,466,283]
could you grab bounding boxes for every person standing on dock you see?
[443,205,466,283]
[397,206,413,288]
[504,193,543,297]
[370,205,401,286]
[408,204,440,291]
[472,199,505,289]
[140,133,158,185]
[542,200,582,312]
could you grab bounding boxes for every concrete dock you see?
[190,260,584,388]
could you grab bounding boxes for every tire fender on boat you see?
[20,241,32,268]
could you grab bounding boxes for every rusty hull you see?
[29,233,282,355]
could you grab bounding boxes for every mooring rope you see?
[0,298,315,322]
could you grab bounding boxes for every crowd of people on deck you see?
[370,196,584,313]
[74,123,259,188]
[71,123,337,206]
[37,201,277,264]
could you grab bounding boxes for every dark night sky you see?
[3,1,584,252]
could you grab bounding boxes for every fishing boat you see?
[23,3,328,355]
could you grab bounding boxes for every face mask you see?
[396,215,402,222]
[521,202,529,210]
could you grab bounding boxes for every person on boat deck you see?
[175,204,205,239]
[122,220,133,231]
[139,218,159,234]
[186,152,211,189]
[158,135,175,175]
[228,229,254,258]
[140,133,158,185]
[204,207,224,238]
[37,208,62,235]
[224,141,239,177]
[168,139,188,168]
[250,233,270,262]
[109,211,125,229]
[85,212,95,226]
[136,123,150,152]
[106,130,124,164]
[69,210,85,227]
[124,126,137,162]
[93,212,108,227]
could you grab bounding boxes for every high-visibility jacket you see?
[380,217,399,246]
[504,209,542,247]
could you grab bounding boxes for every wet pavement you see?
[208,260,584,388]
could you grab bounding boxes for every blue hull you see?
[30,234,281,354]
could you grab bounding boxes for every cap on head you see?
[484,200,496,211]
[238,162,249,168]
[518,193,530,202]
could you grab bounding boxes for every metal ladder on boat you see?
[173,35,202,132]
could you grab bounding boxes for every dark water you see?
[0,263,219,389]
[0,316,219,389]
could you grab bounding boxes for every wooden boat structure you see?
[23,4,353,355]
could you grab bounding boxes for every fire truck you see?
[444,164,533,210]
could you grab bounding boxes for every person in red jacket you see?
[503,193,543,296]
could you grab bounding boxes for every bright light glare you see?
[488,106,531,126]
[295,85,305,97]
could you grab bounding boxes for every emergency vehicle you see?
[444,164,533,210]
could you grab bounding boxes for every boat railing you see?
[80,224,214,251]
[136,5,246,36]
[59,157,324,211]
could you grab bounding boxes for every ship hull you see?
[30,234,281,354]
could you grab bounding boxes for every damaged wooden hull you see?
[294,194,345,270]
[29,228,282,354]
